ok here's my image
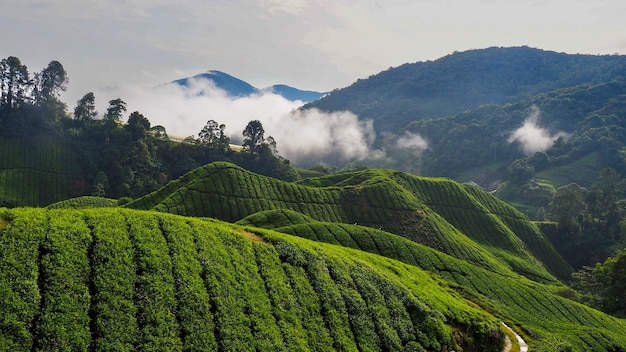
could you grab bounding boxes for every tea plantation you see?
[0,207,506,351]
[126,162,571,282]
[239,209,626,351]
[3,162,626,351]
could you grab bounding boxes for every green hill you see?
[46,196,118,209]
[1,207,625,351]
[0,207,505,351]
[126,162,571,282]
[238,209,626,350]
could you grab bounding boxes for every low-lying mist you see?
[94,78,378,166]
[508,106,568,155]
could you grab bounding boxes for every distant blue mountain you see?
[262,84,325,102]
[170,70,325,102]
[171,70,258,98]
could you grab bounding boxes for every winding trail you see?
[502,323,529,352]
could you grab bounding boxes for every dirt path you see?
[502,323,528,352]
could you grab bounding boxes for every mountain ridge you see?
[304,46,626,132]
[170,70,326,102]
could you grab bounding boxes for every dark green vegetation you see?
[0,137,84,207]
[543,169,626,268]
[0,207,507,351]
[305,46,626,133]
[0,56,295,207]
[571,247,626,317]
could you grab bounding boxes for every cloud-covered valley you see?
[94,78,376,166]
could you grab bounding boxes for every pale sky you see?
[2,0,626,105]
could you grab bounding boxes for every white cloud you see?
[507,106,568,155]
[94,79,376,166]
[394,131,429,151]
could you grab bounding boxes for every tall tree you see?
[199,119,230,153]
[125,111,151,140]
[74,92,97,125]
[0,56,31,111]
[242,119,265,154]
[199,119,220,146]
[35,60,68,105]
[104,98,127,125]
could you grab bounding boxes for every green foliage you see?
[158,215,217,351]
[0,208,47,351]
[0,207,513,351]
[544,169,626,269]
[125,213,182,351]
[33,210,92,351]
[2,207,626,350]
[572,248,626,316]
[128,162,571,282]
[46,196,117,209]
[86,209,138,351]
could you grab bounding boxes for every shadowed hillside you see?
[0,137,85,207]
[126,162,572,281]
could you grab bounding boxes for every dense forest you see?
[0,56,295,204]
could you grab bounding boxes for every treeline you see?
[0,56,295,201]
[570,248,626,317]
[545,167,626,269]
[0,56,68,134]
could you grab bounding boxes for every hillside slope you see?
[238,209,626,351]
[1,207,625,351]
[126,162,572,281]
[0,207,504,351]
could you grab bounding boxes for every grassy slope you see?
[0,137,84,207]
[239,209,626,351]
[126,162,571,282]
[0,207,507,352]
[46,196,118,209]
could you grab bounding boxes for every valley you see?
[2,47,626,351]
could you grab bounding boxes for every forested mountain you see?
[304,46,626,133]
[302,48,626,266]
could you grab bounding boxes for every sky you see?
[2,0,625,165]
